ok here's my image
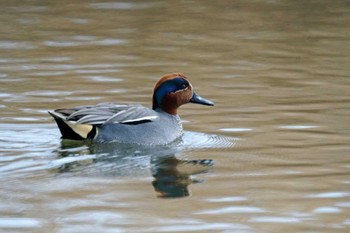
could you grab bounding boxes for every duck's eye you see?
[181,84,187,89]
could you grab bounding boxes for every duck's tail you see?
[48,111,97,140]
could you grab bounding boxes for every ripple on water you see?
[278,125,319,130]
[196,206,265,214]
[0,41,36,50]
[181,131,236,150]
[153,222,251,232]
[83,76,123,82]
[313,207,342,214]
[0,217,43,229]
[0,124,58,177]
[220,127,253,132]
[307,192,349,199]
[249,216,301,223]
[43,38,126,48]
[205,196,248,202]
[89,2,153,10]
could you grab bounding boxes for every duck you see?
[49,73,214,145]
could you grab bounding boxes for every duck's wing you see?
[52,103,158,125]
[49,103,158,140]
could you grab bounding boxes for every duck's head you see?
[152,73,214,115]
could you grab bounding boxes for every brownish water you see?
[1,1,350,232]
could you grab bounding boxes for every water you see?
[1,1,350,232]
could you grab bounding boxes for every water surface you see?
[1,1,350,232]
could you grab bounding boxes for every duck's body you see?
[49,73,213,145]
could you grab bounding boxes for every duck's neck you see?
[155,107,178,116]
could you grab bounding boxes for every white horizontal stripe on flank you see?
[121,116,158,123]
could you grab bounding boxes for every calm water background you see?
[1,1,350,232]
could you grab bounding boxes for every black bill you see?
[189,92,214,106]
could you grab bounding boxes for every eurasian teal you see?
[49,73,214,145]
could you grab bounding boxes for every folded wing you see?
[49,103,158,140]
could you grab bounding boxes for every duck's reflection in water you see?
[53,140,213,198]
[151,156,213,198]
